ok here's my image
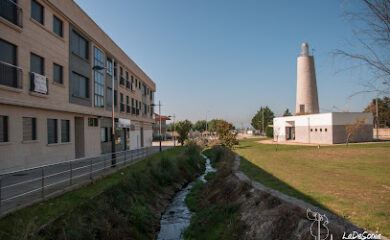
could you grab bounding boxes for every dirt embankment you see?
[198,147,368,240]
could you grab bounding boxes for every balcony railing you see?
[30,72,48,95]
[0,0,23,28]
[0,61,22,89]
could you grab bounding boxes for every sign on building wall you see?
[33,73,47,94]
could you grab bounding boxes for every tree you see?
[166,123,174,132]
[216,120,233,139]
[176,120,193,146]
[193,120,207,132]
[251,106,275,132]
[364,96,390,127]
[345,118,366,146]
[207,119,222,132]
[335,0,390,94]
[222,132,239,149]
[216,120,238,149]
[283,108,293,116]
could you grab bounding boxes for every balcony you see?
[0,0,23,28]
[120,103,125,112]
[0,61,22,89]
[30,72,48,95]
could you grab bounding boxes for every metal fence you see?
[0,146,161,217]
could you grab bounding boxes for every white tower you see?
[296,42,319,115]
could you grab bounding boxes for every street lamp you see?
[151,101,162,152]
[92,59,116,166]
[168,114,176,146]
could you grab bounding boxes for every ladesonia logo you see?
[307,208,333,240]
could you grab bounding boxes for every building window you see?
[53,15,63,37]
[299,104,305,113]
[71,30,88,60]
[320,128,322,132]
[94,47,104,107]
[31,0,44,25]
[23,117,37,141]
[61,119,70,142]
[72,72,89,98]
[315,128,317,132]
[126,95,130,113]
[30,53,44,75]
[88,118,98,127]
[53,63,63,84]
[131,75,134,90]
[107,87,112,106]
[0,115,8,142]
[101,127,108,142]
[310,128,313,132]
[325,128,328,132]
[47,118,57,144]
[0,0,22,27]
[0,39,21,89]
[106,58,112,75]
[120,93,124,112]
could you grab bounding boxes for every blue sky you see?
[75,0,375,127]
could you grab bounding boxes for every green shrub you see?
[265,125,273,138]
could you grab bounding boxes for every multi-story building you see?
[0,0,155,172]
[153,114,171,140]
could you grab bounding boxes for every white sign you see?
[33,72,47,94]
[118,118,131,128]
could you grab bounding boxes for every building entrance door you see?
[286,127,295,140]
[74,117,85,158]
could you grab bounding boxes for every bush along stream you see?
[157,152,215,240]
[30,144,205,240]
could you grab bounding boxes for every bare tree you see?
[274,126,281,152]
[345,118,367,146]
[335,0,390,94]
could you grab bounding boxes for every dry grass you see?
[234,139,390,236]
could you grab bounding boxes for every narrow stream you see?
[157,153,215,240]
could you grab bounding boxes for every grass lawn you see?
[234,138,390,236]
[0,147,184,240]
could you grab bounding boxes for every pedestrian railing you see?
[0,146,158,217]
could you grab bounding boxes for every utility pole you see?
[159,100,162,152]
[111,58,116,166]
[172,114,176,146]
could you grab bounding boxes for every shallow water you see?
[157,153,215,240]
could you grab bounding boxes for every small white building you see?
[273,112,373,144]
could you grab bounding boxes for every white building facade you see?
[273,112,373,144]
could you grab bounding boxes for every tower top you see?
[301,42,309,56]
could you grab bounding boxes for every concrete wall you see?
[374,128,390,138]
